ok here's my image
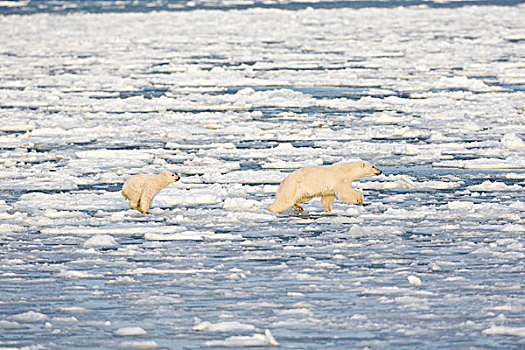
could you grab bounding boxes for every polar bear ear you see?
[361,162,366,168]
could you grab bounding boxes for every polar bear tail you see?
[268,175,298,213]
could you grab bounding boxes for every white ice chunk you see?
[44,210,83,219]
[128,267,216,275]
[348,225,363,235]
[120,340,162,349]
[261,158,323,169]
[0,320,24,329]
[223,197,259,211]
[407,275,422,287]
[0,1,29,7]
[434,76,497,92]
[482,326,525,337]
[114,327,148,336]
[502,224,525,232]
[83,235,119,248]
[10,311,48,323]
[193,320,256,332]
[362,113,406,125]
[276,308,313,316]
[447,201,475,211]
[504,173,525,179]
[0,224,24,234]
[433,157,525,169]
[56,270,99,278]
[287,292,305,298]
[130,295,182,306]
[57,306,91,314]
[156,189,222,206]
[501,133,525,150]
[205,170,285,184]
[467,181,522,191]
[42,225,184,235]
[204,329,279,347]
[76,149,153,160]
[144,231,242,241]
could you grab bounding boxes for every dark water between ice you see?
[1,0,525,15]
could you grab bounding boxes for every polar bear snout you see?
[172,173,180,182]
[372,166,382,176]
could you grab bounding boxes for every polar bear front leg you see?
[335,187,363,206]
[321,195,335,212]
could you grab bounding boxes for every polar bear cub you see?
[122,171,180,214]
[268,161,381,213]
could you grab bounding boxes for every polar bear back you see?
[290,165,342,198]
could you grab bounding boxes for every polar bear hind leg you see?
[293,196,313,212]
[138,187,158,214]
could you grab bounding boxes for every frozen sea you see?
[1,0,525,349]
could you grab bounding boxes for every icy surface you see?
[1,1,525,349]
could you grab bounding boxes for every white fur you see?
[122,171,179,214]
[268,161,381,213]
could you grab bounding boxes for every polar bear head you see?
[332,161,382,182]
[358,161,382,177]
[336,161,382,179]
[160,171,180,186]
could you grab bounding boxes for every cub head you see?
[160,171,180,185]
[358,161,382,177]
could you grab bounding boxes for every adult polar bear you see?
[268,161,382,213]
